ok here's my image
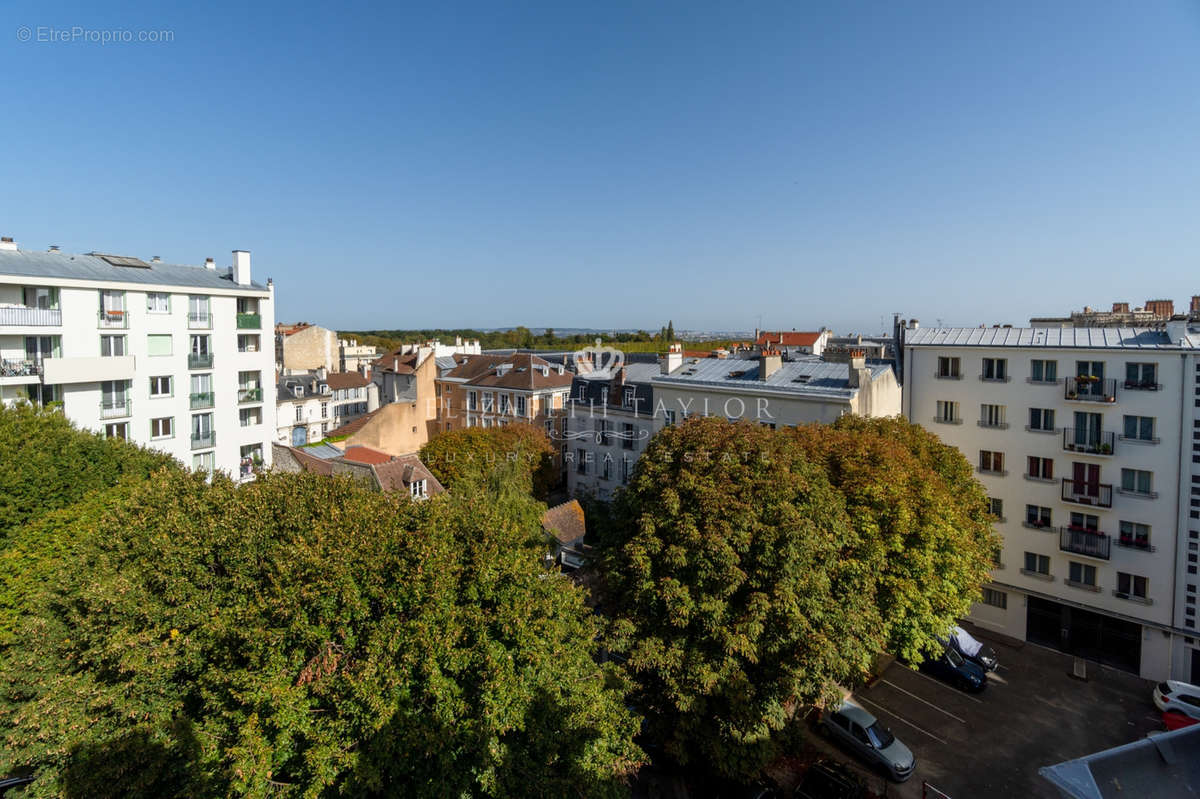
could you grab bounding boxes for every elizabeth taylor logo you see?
[574,342,624,374]
[552,344,651,444]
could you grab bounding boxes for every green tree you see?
[602,418,880,777]
[665,320,674,341]
[788,415,999,662]
[0,466,642,798]
[420,423,557,499]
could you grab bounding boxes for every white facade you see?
[903,324,1200,683]
[0,245,276,480]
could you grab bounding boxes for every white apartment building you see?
[903,323,1200,683]
[276,367,379,447]
[0,240,276,479]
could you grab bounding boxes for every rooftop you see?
[0,247,268,293]
[905,326,1200,350]
[653,357,889,399]
[576,362,661,385]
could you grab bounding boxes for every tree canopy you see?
[601,415,996,776]
[419,423,557,499]
[0,431,641,796]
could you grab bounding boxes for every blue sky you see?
[3,1,1200,334]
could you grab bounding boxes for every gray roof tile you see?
[0,248,269,293]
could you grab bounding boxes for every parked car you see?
[1163,710,1200,731]
[919,645,987,692]
[1153,681,1200,720]
[944,625,999,672]
[819,699,916,782]
[794,760,865,799]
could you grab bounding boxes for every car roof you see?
[834,699,877,727]
[1166,680,1200,693]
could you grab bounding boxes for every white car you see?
[1153,681,1200,720]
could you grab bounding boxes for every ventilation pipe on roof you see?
[48,245,61,253]
[205,257,216,271]
[151,256,162,263]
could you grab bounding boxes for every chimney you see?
[1166,315,1189,344]
[232,250,251,286]
[1112,302,1129,313]
[660,342,683,375]
[1145,299,1174,319]
[204,257,216,271]
[759,350,782,380]
[1191,296,1200,314]
[360,362,370,379]
[0,237,17,252]
[48,245,61,253]
[317,366,328,381]
[151,255,162,263]
[909,319,920,330]
[847,350,870,388]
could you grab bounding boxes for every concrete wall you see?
[282,325,337,372]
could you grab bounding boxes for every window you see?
[100,335,126,357]
[320,402,328,419]
[623,387,636,408]
[150,375,172,397]
[1023,552,1050,575]
[1028,408,1055,432]
[1030,359,1057,383]
[150,417,173,439]
[623,422,635,450]
[188,295,211,327]
[192,413,213,446]
[981,358,1008,381]
[482,392,494,412]
[576,448,588,475]
[1027,456,1053,480]
[981,588,1007,609]
[499,394,511,414]
[146,292,170,313]
[516,395,527,417]
[1025,504,1052,528]
[103,422,128,440]
[980,404,1006,428]
[411,479,427,499]
[988,497,1004,519]
[468,391,478,411]
[99,290,126,325]
[601,458,612,481]
[193,452,214,473]
[147,334,172,356]
[239,407,262,427]
[295,406,303,423]
[622,457,633,483]
[1068,561,1097,587]
[1121,468,1153,496]
[1125,363,1157,389]
[100,380,129,415]
[937,356,961,378]
[979,451,1005,474]
[1116,572,1148,599]
[1122,415,1155,442]
[190,334,211,355]
[1069,512,1099,531]
[237,334,260,352]
[596,419,611,445]
[664,410,676,426]
[936,400,959,423]
[1118,521,1151,549]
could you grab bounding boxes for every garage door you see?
[1026,597,1141,674]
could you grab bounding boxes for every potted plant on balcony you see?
[1100,443,1112,454]
[1119,532,1133,546]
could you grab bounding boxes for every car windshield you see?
[868,723,895,749]
[946,648,964,667]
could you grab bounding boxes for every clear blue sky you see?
[4,1,1200,334]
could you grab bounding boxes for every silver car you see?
[820,698,916,782]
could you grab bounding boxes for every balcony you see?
[99,398,131,419]
[1,359,42,379]
[1022,520,1055,532]
[188,312,212,330]
[1061,478,1113,508]
[1062,428,1116,456]
[188,353,214,370]
[1064,376,1117,403]
[98,309,128,329]
[1059,527,1111,560]
[236,312,261,330]
[0,307,61,326]
[189,391,214,409]
[191,431,216,450]
[1122,380,1161,392]
[238,387,263,403]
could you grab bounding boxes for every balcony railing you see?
[932,416,963,425]
[1122,380,1161,391]
[99,398,131,419]
[979,374,1011,383]
[1061,478,1113,508]
[1022,519,1055,532]
[238,387,263,403]
[1062,428,1116,456]
[0,359,42,378]
[188,312,212,329]
[98,309,128,329]
[1064,376,1117,403]
[0,307,61,326]
[935,372,962,380]
[189,391,214,409]
[1059,527,1111,560]
[188,353,214,369]
[191,431,216,450]
[1115,536,1155,553]
[236,312,261,329]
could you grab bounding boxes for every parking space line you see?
[854,695,948,745]
[891,663,984,704]
[878,679,966,724]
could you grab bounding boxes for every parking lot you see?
[808,622,1163,798]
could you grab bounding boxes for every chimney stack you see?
[660,342,683,375]
[151,255,162,263]
[232,250,251,286]
[0,237,17,252]
[1145,299,1174,319]
[759,350,782,380]
[48,245,60,253]
[847,350,870,388]
[1112,302,1129,313]
[1191,295,1200,314]
[204,257,216,271]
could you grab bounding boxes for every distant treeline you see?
[340,323,746,354]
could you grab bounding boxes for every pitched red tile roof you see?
[284,445,334,475]
[325,371,371,390]
[542,499,586,547]
[341,445,393,466]
[372,349,421,375]
[443,353,573,390]
[755,331,823,348]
